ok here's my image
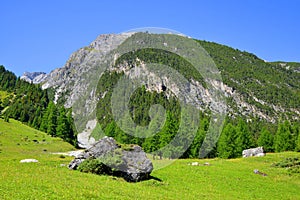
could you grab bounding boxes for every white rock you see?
[242,147,265,158]
[255,153,266,157]
[191,162,199,166]
[20,159,38,163]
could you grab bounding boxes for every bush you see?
[272,157,300,174]
[77,158,112,175]
[100,150,125,171]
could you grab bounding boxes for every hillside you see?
[39,33,300,123]
[0,119,299,199]
[0,65,77,145]
[197,40,300,121]
[31,32,300,150]
[1,32,300,159]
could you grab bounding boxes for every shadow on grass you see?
[148,175,163,182]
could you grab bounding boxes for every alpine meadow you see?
[1,30,300,199]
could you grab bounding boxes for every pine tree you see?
[217,123,237,159]
[274,121,293,152]
[56,107,69,140]
[292,123,300,152]
[159,112,178,149]
[43,102,58,136]
[189,116,208,158]
[257,127,274,152]
[40,108,49,133]
[291,123,299,151]
[235,118,255,156]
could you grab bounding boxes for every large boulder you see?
[121,145,153,182]
[69,136,153,182]
[242,147,265,158]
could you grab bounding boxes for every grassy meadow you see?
[0,119,299,199]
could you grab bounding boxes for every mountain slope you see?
[39,34,300,120]
[41,33,300,122]
[197,40,300,122]
[36,33,300,149]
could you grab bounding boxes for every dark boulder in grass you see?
[68,136,153,182]
[121,145,153,182]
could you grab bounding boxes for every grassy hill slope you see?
[0,119,299,199]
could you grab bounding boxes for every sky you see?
[1,0,299,76]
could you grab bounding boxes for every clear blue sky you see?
[1,0,299,76]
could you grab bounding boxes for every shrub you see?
[77,158,112,175]
[272,157,300,174]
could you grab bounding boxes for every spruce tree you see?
[235,118,254,157]
[217,123,237,159]
[293,123,300,152]
[45,102,57,136]
[257,127,274,152]
[56,107,69,140]
[274,121,293,152]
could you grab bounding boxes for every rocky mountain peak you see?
[21,71,48,84]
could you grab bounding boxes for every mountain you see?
[41,33,133,106]
[41,33,300,120]
[21,72,47,84]
[35,32,300,148]
[3,32,299,156]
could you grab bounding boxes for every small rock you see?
[253,169,267,176]
[191,162,199,166]
[20,159,38,163]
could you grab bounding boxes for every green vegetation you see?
[93,43,300,159]
[197,40,300,119]
[0,118,299,199]
[78,158,113,175]
[0,65,76,145]
[272,157,300,174]
[0,118,74,158]
[115,48,206,86]
[78,150,124,177]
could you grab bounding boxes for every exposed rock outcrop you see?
[21,72,47,84]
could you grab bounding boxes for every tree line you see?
[95,70,300,159]
[0,65,77,145]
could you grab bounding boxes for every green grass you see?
[0,118,299,199]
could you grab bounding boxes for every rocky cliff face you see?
[39,33,134,147]
[41,33,133,106]
[21,72,47,84]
